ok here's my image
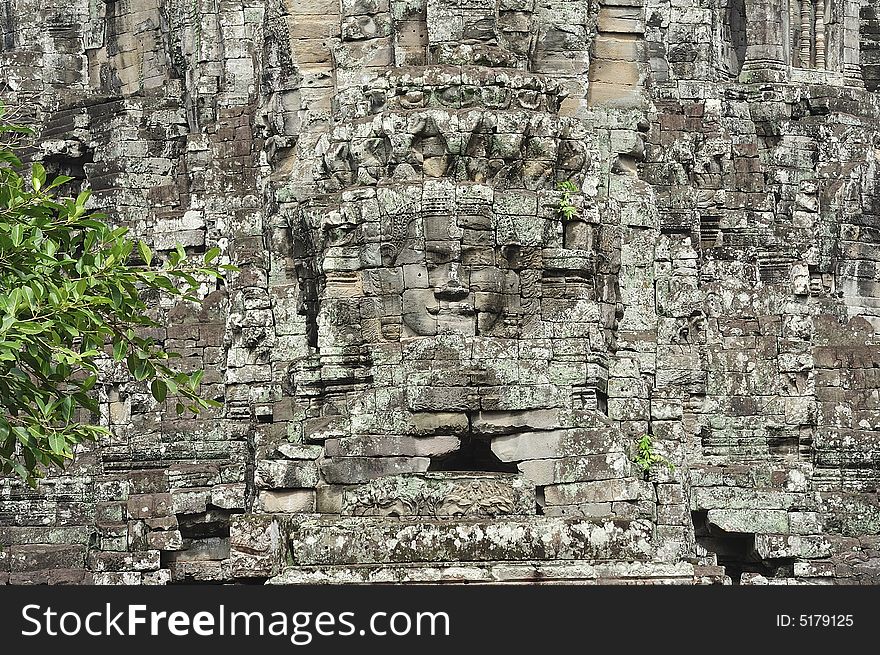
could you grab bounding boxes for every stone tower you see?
[1,0,880,585]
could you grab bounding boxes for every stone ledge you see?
[287,516,655,565]
[341,471,536,517]
[268,560,702,585]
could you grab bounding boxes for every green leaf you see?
[133,360,149,381]
[0,112,231,486]
[138,240,153,266]
[16,321,45,335]
[112,337,126,362]
[150,379,167,402]
[61,396,74,421]
[48,432,65,455]
[10,223,24,247]
[190,369,204,388]
[32,162,46,191]
[48,174,74,189]
[0,150,22,167]
[12,462,30,482]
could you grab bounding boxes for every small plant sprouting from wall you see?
[556,180,579,220]
[633,434,675,478]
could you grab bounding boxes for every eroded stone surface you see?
[287,516,655,565]
[1,0,879,585]
[341,471,535,516]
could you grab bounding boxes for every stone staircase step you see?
[268,560,708,585]
[341,472,536,517]
[287,516,654,566]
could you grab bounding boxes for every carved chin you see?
[401,309,502,337]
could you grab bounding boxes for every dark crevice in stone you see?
[2,0,13,50]
[244,427,258,512]
[178,510,232,541]
[724,0,747,76]
[234,576,271,585]
[428,438,519,472]
[429,416,519,473]
[861,5,880,92]
[692,511,792,585]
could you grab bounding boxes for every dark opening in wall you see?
[41,145,95,198]
[699,213,721,249]
[692,511,793,584]
[291,216,321,348]
[861,5,880,92]
[759,253,798,284]
[767,424,812,460]
[767,434,800,458]
[429,434,519,473]
[158,510,243,585]
[724,0,747,76]
[2,0,13,50]
[178,510,232,541]
[595,388,608,416]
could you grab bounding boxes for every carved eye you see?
[327,224,356,244]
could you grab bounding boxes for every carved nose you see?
[434,281,469,301]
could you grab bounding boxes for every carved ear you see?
[500,243,522,268]
[380,242,399,267]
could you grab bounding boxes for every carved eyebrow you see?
[426,242,456,254]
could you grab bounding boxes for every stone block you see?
[544,479,655,505]
[325,435,460,457]
[255,460,320,489]
[88,551,161,572]
[127,494,173,520]
[342,472,535,516]
[492,428,622,461]
[9,545,87,572]
[754,534,833,559]
[518,452,633,485]
[321,457,431,483]
[211,483,248,510]
[230,515,290,579]
[257,490,317,513]
[287,516,654,565]
[706,509,790,535]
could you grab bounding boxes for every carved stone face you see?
[426,0,537,69]
[398,210,509,338]
[291,176,615,436]
[284,0,613,462]
[306,180,586,350]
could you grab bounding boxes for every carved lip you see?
[427,303,476,317]
[396,471,524,481]
[433,284,470,301]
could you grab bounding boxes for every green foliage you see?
[632,434,675,477]
[0,102,235,486]
[556,180,579,221]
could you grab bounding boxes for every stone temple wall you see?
[1,0,879,585]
